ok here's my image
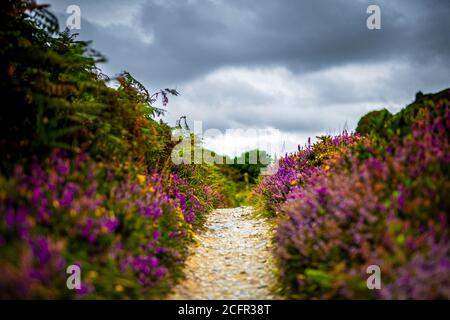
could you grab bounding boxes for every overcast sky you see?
[41,0,450,157]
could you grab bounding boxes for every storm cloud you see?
[41,0,450,155]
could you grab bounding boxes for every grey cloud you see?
[44,0,450,85]
[39,0,450,152]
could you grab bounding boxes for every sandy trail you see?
[169,206,277,300]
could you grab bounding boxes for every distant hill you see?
[356,88,450,140]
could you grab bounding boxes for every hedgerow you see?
[256,90,450,299]
[0,0,230,298]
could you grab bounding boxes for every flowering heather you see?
[255,132,360,215]
[0,1,242,299]
[0,151,216,298]
[256,95,450,299]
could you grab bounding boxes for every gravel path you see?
[169,206,278,300]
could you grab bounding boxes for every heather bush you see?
[0,150,218,298]
[0,0,177,173]
[0,1,230,298]
[255,132,360,216]
[257,91,450,299]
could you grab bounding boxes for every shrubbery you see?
[0,151,214,298]
[256,90,450,299]
[255,133,359,216]
[0,0,230,298]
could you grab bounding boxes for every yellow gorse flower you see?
[140,186,155,194]
[115,284,124,292]
[137,174,146,185]
[175,207,184,219]
[52,199,60,209]
[95,207,105,217]
[100,226,109,234]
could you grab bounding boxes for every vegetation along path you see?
[170,207,278,299]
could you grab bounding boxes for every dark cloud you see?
[39,0,450,154]
[43,0,450,84]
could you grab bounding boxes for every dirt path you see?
[169,206,278,300]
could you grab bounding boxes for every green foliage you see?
[257,89,450,299]
[0,0,179,174]
[0,0,234,299]
[356,109,393,137]
[227,150,270,184]
[356,88,450,141]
